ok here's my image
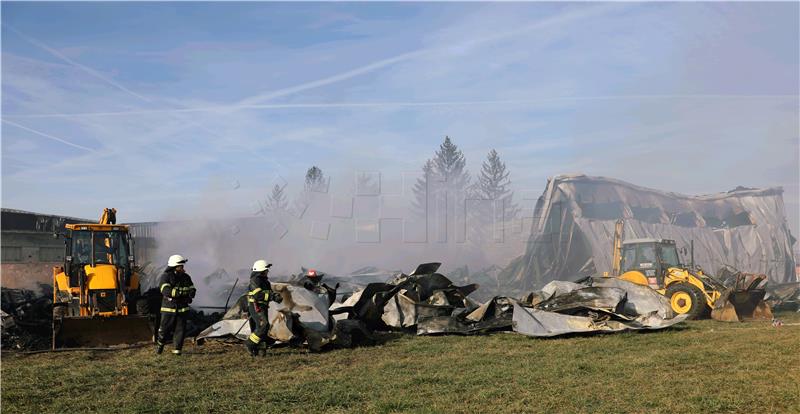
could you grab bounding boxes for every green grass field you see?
[2,312,799,414]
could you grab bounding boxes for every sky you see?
[2,2,799,238]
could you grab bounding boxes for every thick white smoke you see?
[151,171,529,306]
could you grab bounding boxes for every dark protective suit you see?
[156,268,196,352]
[302,275,338,306]
[246,271,282,355]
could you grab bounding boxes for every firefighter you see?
[155,254,196,355]
[302,268,338,306]
[246,259,282,357]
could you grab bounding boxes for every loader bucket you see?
[53,315,153,349]
[711,279,773,323]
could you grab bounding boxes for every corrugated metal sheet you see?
[501,175,797,291]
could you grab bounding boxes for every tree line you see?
[260,136,519,243]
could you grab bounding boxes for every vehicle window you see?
[621,247,636,272]
[637,244,656,266]
[91,232,128,266]
[660,245,680,268]
[94,233,111,264]
[71,231,92,264]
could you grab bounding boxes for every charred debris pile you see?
[195,262,797,352]
[1,284,53,350]
[0,282,223,351]
[4,262,798,352]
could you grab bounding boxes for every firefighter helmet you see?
[167,254,187,267]
[252,259,272,272]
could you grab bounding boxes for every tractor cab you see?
[57,224,138,317]
[619,238,680,288]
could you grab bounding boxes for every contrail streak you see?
[232,3,623,108]
[2,119,97,153]
[4,25,284,170]
[4,25,153,102]
[3,4,625,122]
[3,95,796,119]
[234,50,426,108]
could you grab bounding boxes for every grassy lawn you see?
[2,312,799,414]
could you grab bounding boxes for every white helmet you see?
[167,254,187,267]
[252,259,272,272]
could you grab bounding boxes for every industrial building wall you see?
[1,232,65,289]
[0,209,85,290]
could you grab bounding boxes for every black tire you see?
[666,283,707,320]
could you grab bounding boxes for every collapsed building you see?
[501,175,797,292]
[197,262,688,351]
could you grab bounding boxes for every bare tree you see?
[305,166,326,192]
[292,166,326,217]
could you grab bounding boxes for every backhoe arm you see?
[99,208,117,225]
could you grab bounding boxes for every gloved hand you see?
[270,291,283,304]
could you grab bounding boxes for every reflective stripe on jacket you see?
[247,272,273,306]
[159,269,195,310]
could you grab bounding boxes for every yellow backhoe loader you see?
[52,208,153,348]
[606,219,772,322]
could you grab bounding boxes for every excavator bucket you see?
[711,273,773,322]
[53,315,153,349]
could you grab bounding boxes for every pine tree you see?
[411,159,435,217]
[266,184,288,212]
[476,150,515,203]
[432,136,470,244]
[471,149,519,240]
[432,136,470,192]
[409,136,473,245]
[411,136,471,214]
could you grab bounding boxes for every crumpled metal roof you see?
[501,174,797,291]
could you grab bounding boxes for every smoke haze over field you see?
[152,169,529,299]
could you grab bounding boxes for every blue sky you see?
[2,2,798,235]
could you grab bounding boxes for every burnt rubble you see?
[6,260,792,352]
[196,262,695,352]
[0,283,223,351]
[1,285,53,351]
